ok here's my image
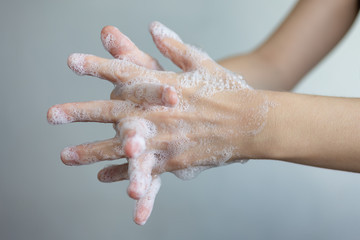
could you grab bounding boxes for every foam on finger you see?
[133,175,161,225]
[111,80,178,107]
[127,153,155,199]
[149,21,183,43]
[55,21,276,226]
[67,53,100,76]
[101,27,135,57]
[60,146,80,165]
[47,105,74,125]
[149,21,211,71]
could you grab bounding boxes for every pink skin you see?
[101,25,163,71]
[162,85,178,107]
[133,175,161,225]
[110,83,178,107]
[48,23,190,225]
[124,137,142,158]
[48,22,251,225]
[56,25,171,223]
[101,25,178,107]
[49,24,172,224]
[48,22,202,225]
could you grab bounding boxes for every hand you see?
[48,22,271,225]
[100,25,177,225]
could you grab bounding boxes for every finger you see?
[101,26,163,70]
[127,153,156,200]
[119,118,157,158]
[133,175,161,225]
[98,163,129,182]
[111,82,178,107]
[60,138,124,166]
[47,100,138,124]
[149,21,210,71]
[96,153,165,183]
[67,53,158,84]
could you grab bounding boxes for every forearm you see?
[220,0,359,91]
[252,91,360,172]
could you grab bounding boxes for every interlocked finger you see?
[67,53,159,84]
[134,175,161,225]
[127,153,156,200]
[150,21,210,71]
[68,53,178,86]
[47,100,140,124]
[98,163,129,182]
[101,25,163,70]
[61,138,124,166]
[111,82,178,107]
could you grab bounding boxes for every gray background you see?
[1,0,360,239]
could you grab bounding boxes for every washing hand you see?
[47,22,271,225]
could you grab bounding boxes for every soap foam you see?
[104,25,272,182]
[119,118,157,140]
[150,21,183,43]
[48,106,73,125]
[61,23,273,218]
[129,135,146,159]
[107,49,269,180]
[61,146,79,161]
[134,175,161,225]
[103,33,118,52]
[68,53,86,75]
[172,166,212,180]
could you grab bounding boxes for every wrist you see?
[245,90,291,160]
[227,89,277,160]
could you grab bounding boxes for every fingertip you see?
[149,21,182,43]
[148,21,159,33]
[97,170,104,182]
[101,26,135,58]
[101,25,118,36]
[60,146,80,165]
[123,140,133,158]
[134,204,150,226]
[47,105,73,125]
[124,136,146,159]
[100,27,117,53]
[67,53,87,75]
[134,215,148,226]
[47,106,55,125]
[162,86,178,107]
[97,168,111,182]
[128,171,153,200]
[127,182,144,200]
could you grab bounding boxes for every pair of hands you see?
[47,22,268,225]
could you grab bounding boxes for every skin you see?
[48,0,360,225]
[220,0,360,91]
[49,22,267,225]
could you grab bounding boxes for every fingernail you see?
[67,53,87,75]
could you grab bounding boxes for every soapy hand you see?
[100,25,163,71]
[47,22,270,225]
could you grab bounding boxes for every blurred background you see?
[1,0,360,239]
